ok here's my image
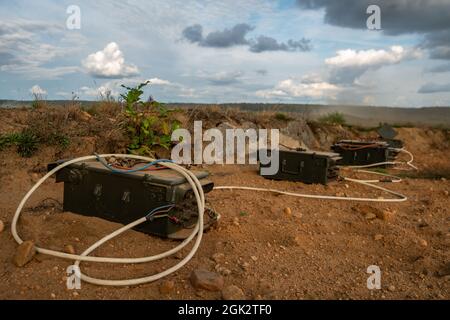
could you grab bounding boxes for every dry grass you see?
[185,105,299,130]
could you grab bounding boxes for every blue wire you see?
[145,204,175,220]
[94,154,173,174]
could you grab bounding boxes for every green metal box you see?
[50,160,214,237]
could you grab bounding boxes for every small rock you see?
[419,239,428,247]
[283,207,292,217]
[222,285,246,300]
[190,269,224,291]
[50,293,56,299]
[240,262,250,271]
[0,220,4,233]
[220,268,231,276]
[354,204,383,220]
[14,240,36,267]
[388,285,396,292]
[444,190,449,196]
[212,253,225,263]
[232,218,240,226]
[374,234,384,241]
[72,292,79,297]
[365,213,377,220]
[293,212,303,219]
[65,245,75,255]
[215,265,232,276]
[418,221,429,228]
[250,256,258,261]
[159,280,175,294]
[377,209,395,221]
[214,264,231,276]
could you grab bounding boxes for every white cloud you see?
[82,42,139,78]
[325,46,423,85]
[256,79,340,99]
[0,19,83,80]
[30,85,47,96]
[325,46,421,68]
[205,70,243,85]
[80,84,118,98]
[146,77,171,85]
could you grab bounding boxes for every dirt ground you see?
[0,111,449,300]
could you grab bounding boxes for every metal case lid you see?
[377,124,398,140]
[62,160,209,186]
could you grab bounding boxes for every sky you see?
[1,0,450,107]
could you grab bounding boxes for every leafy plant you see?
[16,130,39,157]
[121,81,149,116]
[121,81,181,155]
[0,133,20,151]
[1,125,69,157]
[0,130,39,157]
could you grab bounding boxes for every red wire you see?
[337,143,382,151]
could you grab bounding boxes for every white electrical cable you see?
[11,154,206,286]
[346,169,402,183]
[397,148,418,170]
[213,148,418,203]
[213,177,407,203]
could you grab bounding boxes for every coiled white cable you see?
[11,154,206,286]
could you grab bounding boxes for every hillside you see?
[2,100,450,128]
